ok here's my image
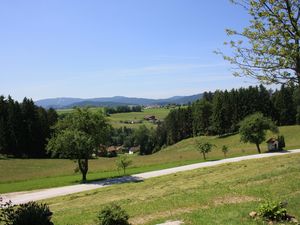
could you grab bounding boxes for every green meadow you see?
[57,107,171,128]
[108,108,170,128]
[1,125,299,194]
[44,153,300,225]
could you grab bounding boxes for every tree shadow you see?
[217,132,238,139]
[266,150,289,154]
[206,159,220,162]
[86,175,143,186]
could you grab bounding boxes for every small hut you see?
[266,138,279,151]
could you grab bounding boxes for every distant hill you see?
[35,94,203,109]
[35,98,85,109]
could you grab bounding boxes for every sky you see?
[0,0,264,101]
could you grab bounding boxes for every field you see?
[108,108,170,128]
[44,153,300,225]
[57,107,171,128]
[1,125,299,194]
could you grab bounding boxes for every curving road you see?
[2,149,300,205]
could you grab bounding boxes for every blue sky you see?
[0,0,262,101]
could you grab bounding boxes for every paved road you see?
[2,149,300,205]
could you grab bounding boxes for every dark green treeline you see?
[0,96,58,157]
[156,85,300,148]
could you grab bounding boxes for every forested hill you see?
[35,94,203,109]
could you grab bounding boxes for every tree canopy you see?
[196,141,214,160]
[0,96,58,158]
[217,0,300,85]
[46,108,111,182]
[239,112,278,153]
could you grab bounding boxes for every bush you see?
[258,201,287,221]
[0,200,53,225]
[116,155,132,175]
[278,135,286,150]
[98,203,130,225]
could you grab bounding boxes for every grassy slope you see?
[57,107,170,128]
[0,125,299,193]
[44,153,300,225]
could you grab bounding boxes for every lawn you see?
[1,125,299,194]
[57,107,171,128]
[43,153,300,225]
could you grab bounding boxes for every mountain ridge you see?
[35,94,203,109]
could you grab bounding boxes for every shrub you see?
[98,203,130,225]
[221,145,229,157]
[116,155,132,175]
[0,200,53,225]
[278,135,286,150]
[258,201,287,221]
[196,141,214,160]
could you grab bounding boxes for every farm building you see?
[144,115,156,121]
[106,146,123,157]
[129,146,140,154]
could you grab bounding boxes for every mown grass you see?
[1,125,299,194]
[43,153,300,225]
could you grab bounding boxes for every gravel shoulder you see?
[2,149,300,205]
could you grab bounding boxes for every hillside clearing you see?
[57,107,171,128]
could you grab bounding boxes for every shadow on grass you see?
[217,132,238,139]
[206,158,221,162]
[84,175,143,186]
[266,150,289,154]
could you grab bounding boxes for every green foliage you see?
[0,96,58,158]
[192,99,213,136]
[218,0,300,85]
[258,201,288,221]
[116,155,132,175]
[163,107,193,145]
[0,200,53,225]
[272,85,297,125]
[104,106,142,115]
[221,145,229,157]
[98,204,130,225]
[46,108,111,182]
[133,125,156,155]
[278,135,286,150]
[294,87,300,125]
[196,141,214,160]
[296,106,300,125]
[239,112,278,153]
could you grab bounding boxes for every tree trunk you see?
[202,152,206,160]
[255,142,261,154]
[78,158,88,183]
[81,170,87,183]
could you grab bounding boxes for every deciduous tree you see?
[196,141,214,160]
[217,0,300,85]
[47,108,110,182]
[116,155,132,175]
[239,112,278,153]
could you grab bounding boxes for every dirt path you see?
[2,149,300,205]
